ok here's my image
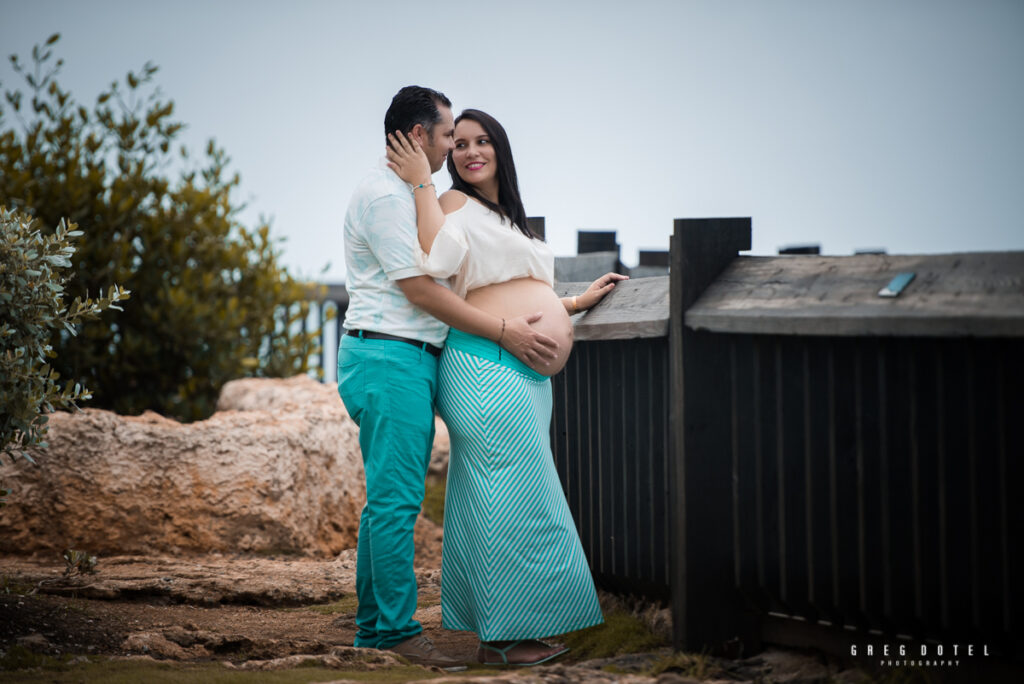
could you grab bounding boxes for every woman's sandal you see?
[477,639,570,667]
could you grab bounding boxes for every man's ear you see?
[409,123,426,145]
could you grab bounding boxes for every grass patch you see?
[305,594,359,615]
[0,575,36,595]
[559,609,666,661]
[0,645,85,672]
[0,658,443,683]
[416,596,440,610]
[421,476,445,526]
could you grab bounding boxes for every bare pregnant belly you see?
[465,278,573,376]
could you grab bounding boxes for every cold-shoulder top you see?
[416,197,554,297]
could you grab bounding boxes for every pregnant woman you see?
[387,109,627,666]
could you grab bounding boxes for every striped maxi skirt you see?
[437,328,603,641]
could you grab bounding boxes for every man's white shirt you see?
[342,159,449,346]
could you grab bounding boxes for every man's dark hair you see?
[384,86,451,143]
[447,109,535,240]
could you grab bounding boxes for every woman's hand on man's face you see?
[386,130,433,187]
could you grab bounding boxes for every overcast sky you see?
[3,0,1022,283]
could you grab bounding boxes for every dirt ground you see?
[0,547,897,684]
[2,498,972,684]
[0,551,678,683]
[0,570,473,662]
[0,532,485,665]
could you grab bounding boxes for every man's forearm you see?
[401,278,501,341]
[397,275,558,365]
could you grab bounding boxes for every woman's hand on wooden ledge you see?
[572,272,629,312]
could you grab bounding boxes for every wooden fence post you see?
[670,217,754,653]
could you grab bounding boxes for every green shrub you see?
[0,35,327,422]
[422,475,446,526]
[0,207,127,466]
[62,548,98,576]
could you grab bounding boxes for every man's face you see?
[418,105,455,173]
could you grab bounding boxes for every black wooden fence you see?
[551,335,672,599]
[551,218,1024,660]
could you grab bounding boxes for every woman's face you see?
[451,119,497,189]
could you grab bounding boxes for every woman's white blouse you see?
[416,198,555,297]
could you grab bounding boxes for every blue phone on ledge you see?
[878,272,915,298]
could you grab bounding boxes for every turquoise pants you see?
[337,333,438,649]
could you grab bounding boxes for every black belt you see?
[346,329,443,357]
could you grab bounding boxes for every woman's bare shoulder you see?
[439,190,468,214]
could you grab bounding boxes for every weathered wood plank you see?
[686,252,1024,337]
[556,277,670,340]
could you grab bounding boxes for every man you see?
[338,85,558,667]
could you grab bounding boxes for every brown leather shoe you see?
[387,634,465,670]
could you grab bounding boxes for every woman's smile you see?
[452,119,498,193]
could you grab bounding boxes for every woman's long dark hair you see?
[447,109,536,239]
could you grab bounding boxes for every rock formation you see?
[0,375,447,558]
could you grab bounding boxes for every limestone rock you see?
[122,631,202,659]
[413,515,443,569]
[0,376,364,557]
[215,375,343,413]
[0,554,361,605]
[223,646,404,671]
[16,632,51,653]
[429,417,449,477]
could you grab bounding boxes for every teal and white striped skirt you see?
[437,328,604,641]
